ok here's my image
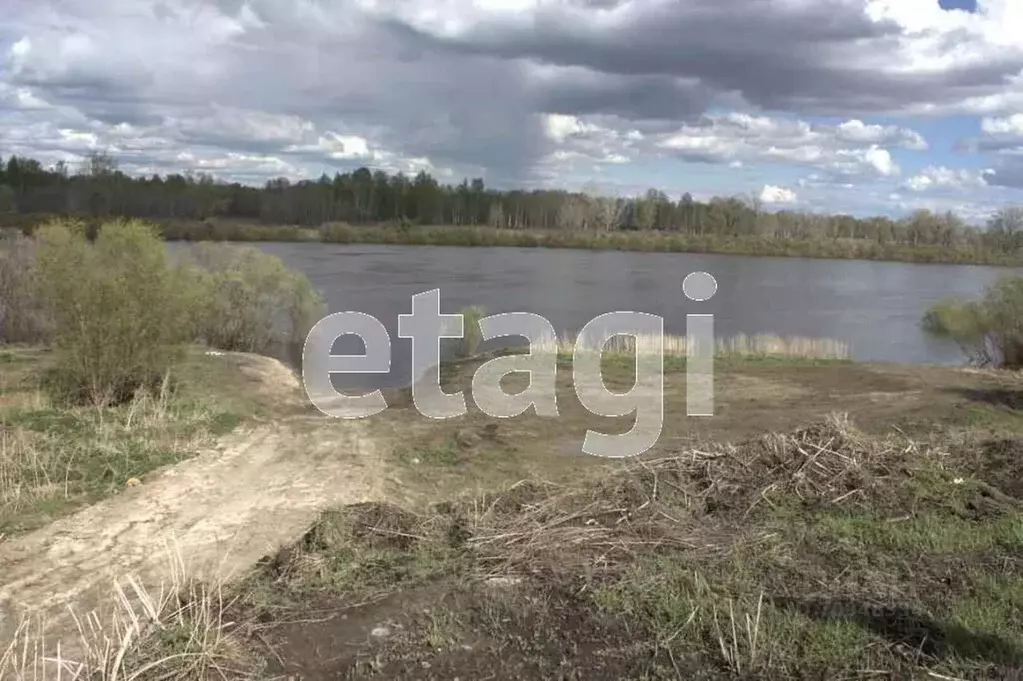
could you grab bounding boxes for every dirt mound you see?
[257,416,950,583]
[222,351,305,407]
[695,413,926,514]
[244,415,1023,681]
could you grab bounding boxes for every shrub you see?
[184,242,325,356]
[923,276,1023,369]
[3,220,326,402]
[321,222,356,243]
[458,305,487,358]
[32,219,195,406]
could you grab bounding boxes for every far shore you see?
[169,221,1023,267]
[5,218,1023,267]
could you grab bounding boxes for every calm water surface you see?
[179,243,1019,388]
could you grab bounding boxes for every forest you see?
[1,151,1021,258]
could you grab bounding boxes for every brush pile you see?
[307,414,954,578]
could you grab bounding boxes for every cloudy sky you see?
[2,0,1023,219]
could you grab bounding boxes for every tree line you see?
[1,151,1021,255]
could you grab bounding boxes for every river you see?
[175,242,1019,388]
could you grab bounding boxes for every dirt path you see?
[0,394,392,659]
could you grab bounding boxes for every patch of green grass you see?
[813,511,1023,555]
[758,607,877,672]
[0,349,252,536]
[170,351,267,419]
[242,504,468,614]
[0,346,44,364]
[209,410,243,435]
[0,397,234,535]
[313,545,458,596]
[419,607,465,652]
[394,440,461,466]
[592,554,878,675]
[944,572,1023,657]
[947,403,1023,434]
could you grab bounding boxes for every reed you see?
[534,332,850,360]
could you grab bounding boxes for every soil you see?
[0,355,394,657]
[1,352,1020,674]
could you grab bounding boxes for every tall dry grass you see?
[0,236,51,344]
[534,332,850,360]
[0,552,255,680]
[0,381,220,536]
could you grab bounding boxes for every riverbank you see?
[177,221,1023,266]
[2,348,1021,678]
[6,214,1018,266]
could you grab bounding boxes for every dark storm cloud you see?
[1,1,552,183]
[533,70,718,121]
[1,0,1021,212]
[378,0,1023,116]
[985,161,1023,188]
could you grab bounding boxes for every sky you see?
[1,0,1023,221]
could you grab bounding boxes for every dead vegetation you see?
[2,413,1021,679]
[0,556,260,680]
[244,415,1020,680]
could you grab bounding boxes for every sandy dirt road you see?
[0,361,391,662]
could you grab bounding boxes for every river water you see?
[175,242,1018,388]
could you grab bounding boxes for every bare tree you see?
[557,195,590,231]
[982,206,1023,253]
[85,151,118,177]
[582,183,624,232]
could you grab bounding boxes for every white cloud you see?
[538,113,645,169]
[981,114,1023,136]
[905,166,990,192]
[543,114,600,143]
[759,185,798,204]
[656,116,910,179]
[835,119,928,150]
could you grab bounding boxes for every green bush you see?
[32,219,195,406]
[457,305,487,358]
[1,220,327,404]
[320,222,356,243]
[923,276,1023,369]
[184,242,325,355]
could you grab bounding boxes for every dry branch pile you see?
[298,415,953,580]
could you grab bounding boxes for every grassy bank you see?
[6,412,1022,679]
[0,219,325,536]
[0,347,288,536]
[8,214,1022,265]
[154,220,1023,266]
[3,349,1022,678]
